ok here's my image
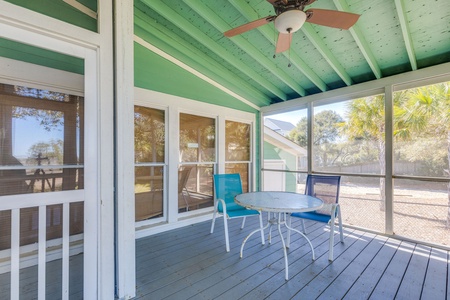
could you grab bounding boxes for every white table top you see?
[235,191,323,213]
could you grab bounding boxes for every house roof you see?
[135,0,450,108]
[264,125,307,156]
[264,118,296,133]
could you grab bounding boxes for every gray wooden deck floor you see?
[1,213,448,299]
[135,213,450,300]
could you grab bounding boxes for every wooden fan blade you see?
[276,32,292,53]
[305,8,360,30]
[266,0,288,5]
[224,16,275,37]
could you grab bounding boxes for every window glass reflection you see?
[0,83,84,195]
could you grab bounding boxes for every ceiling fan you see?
[224,0,360,53]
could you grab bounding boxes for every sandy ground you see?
[338,184,450,247]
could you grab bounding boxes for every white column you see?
[113,0,136,298]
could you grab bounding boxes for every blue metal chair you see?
[289,174,344,261]
[210,173,265,252]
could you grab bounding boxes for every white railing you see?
[0,190,84,300]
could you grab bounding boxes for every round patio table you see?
[235,191,323,280]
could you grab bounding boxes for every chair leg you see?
[223,215,230,252]
[337,206,344,243]
[210,210,217,234]
[328,219,336,261]
[241,217,246,229]
[182,192,189,212]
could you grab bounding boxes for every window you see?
[0,83,84,249]
[134,106,165,221]
[225,120,251,192]
[393,81,450,245]
[179,113,215,212]
[263,109,307,192]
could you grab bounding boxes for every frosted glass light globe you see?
[274,10,307,34]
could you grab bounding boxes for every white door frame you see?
[0,1,115,299]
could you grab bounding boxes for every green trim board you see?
[0,38,84,74]
[4,0,97,32]
[134,42,259,114]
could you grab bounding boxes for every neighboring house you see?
[264,118,296,137]
[263,126,306,192]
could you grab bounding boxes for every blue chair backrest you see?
[213,174,243,212]
[305,175,341,215]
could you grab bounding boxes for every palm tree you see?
[345,82,450,226]
[395,82,450,227]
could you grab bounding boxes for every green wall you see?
[0,38,84,74]
[134,42,259,114]
[263,141,297,192]
[4,0,96,31]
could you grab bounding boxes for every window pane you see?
[179,113,215,163]
[225,120,250,161]
[178,164,214,211]
[226,163,249,193]
[313,96,385,174]
[264,110,308,172]
[393,81,450,178]
[394,179,450,247]
[339,176,385,233]
[134,106,165,163]
[0,83,84,195]
[135,166,164,220]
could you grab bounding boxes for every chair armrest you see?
[217,198,227,216]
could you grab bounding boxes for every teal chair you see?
[210,174,265,252]
[288,174,344,261]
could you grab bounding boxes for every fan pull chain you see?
[273,26,277,59]
[288,30,292,67]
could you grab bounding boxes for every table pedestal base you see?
[240,212,315,280]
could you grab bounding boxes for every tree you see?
[26,139,63,165]
[394,82,450,226]
[343,95,386,209]
[289,110,344,167]
[345,82,450,226]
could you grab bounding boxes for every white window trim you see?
[134,87,256,238]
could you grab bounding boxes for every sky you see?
[12,116,64,158]
[265,101,348,126]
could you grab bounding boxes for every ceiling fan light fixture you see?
[274,10,307,34]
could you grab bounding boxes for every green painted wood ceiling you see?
[135,0,450,107]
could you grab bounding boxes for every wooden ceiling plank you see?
[141,0,287,101]
[134,10,271,106]
[333,0,382,79]
[301,23,353,86]
[228,0,329,92]
[183,0,306,97]
[394,0,418,71]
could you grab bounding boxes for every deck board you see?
[1,213,448,299]
[135,214,449,300]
